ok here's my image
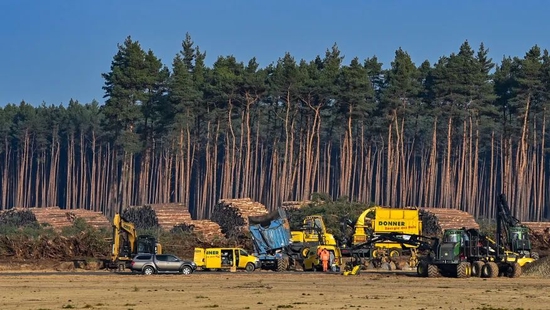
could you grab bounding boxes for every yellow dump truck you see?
[193,247,260,272]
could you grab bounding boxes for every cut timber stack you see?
[24,207,110,231]
[170,221,225,240]
[31,207,76,230]
[420,208,480,237]
[131,203,225,241]
[524,222,550,234]
[147,203,192,228]
[66,209,111,229]
[281,200,311,211]
[211,198,269,238]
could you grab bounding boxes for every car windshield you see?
[239,249,248,256]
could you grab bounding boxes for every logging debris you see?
[420,208,480,237]
[211,198,269,238]
[523,256,550,277]
[122,205,159,230]
[0,232,109,260]
[0,209,38,227]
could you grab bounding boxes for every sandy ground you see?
[0,271,549,310]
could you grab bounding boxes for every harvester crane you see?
[496,194,538,260]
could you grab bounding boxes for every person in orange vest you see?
[320,248,330,272]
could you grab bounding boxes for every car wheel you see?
[181,266,193,275]
[143,266,155,275]
[245,262,255,272]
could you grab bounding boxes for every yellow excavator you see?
[107,213,162,271]
[291,215,337,246]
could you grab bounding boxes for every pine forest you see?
[1,34,550,221]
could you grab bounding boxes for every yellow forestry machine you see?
[340,206,423,267]
[106,213,162,271]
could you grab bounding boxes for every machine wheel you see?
[276,258,288,272]
[245,262,255,272]
[427,264,441,278]
[181,265,193,275]
[300,247,310,259]
[417,261,428,277]
[142,266,155,275]
[471,261,484,277]
[482,262,499,278]
[531,251,540,260]
[389,248,401,258]
[456,262,470,278]
[507,262,522,278]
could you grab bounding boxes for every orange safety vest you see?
[320,250,330,261]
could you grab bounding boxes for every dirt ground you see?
[0,271,548,310]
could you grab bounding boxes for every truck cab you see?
[193,247,260,272]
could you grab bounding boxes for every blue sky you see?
[0,0,549,107]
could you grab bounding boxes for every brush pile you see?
[523,256,550,277]
[122,205,159,230]
[0,209,38,227]
[211,198,269,238]
[0,232,109,260]
[420,208,480,236]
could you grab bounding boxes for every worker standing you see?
[320,248,330,272]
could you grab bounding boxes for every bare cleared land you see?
[0,272,548,310]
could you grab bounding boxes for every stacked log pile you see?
[171,220,225,240]
[211,198,269,238]
[524,222,550,233]
[30,207,76,230]
[128,203,225,240]
[66,209,111,230]
[420,208,480,236]
[281,200,311,211]
[147,203,192,228]
[2,207,112,231]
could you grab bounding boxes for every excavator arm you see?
[111,213,138,262]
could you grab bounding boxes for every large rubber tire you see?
[508,262,522,278]
[456,262,470,278]
[389,248,401,258]
[181,265,193,275]
[245,262,255,272]
[300,247,310,259]
[471,261,484,277]
[427,264,441,278]
[531,251,540,260]
[417,261,428,277]
[276,258,288,272]
[482,262,499,278]
[142,266,155,275]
